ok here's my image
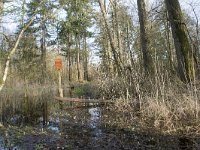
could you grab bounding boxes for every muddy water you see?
[0,98,199,150]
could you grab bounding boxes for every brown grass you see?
[97,70,200,135]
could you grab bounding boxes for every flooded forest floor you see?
[0,83,200,149]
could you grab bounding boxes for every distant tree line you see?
[0,0,200,91]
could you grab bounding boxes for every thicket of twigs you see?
[97,67,200,135]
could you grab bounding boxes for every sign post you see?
[55,57,63,98]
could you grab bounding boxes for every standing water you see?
[0,94,199,149]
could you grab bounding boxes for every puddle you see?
[0,136,5,150]
[47,117,60,133]
[88,107,101,128]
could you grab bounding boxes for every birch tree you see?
[0,17,35,92]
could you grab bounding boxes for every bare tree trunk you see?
[98,0,123,75]
[21,0,26,27]
[111,0,123,62]
[164,11,174,70]
[165,0,195,82]
[189,4,200,58]
[0,17,35,92]
[190,4,200,73]
[0,0,3,79]
[75,34,81,81]
[137,0,154,75]
[102,25,113,74]
[107,40,113,73]
[126,19,134,67]
[83,35,89,81]
[41,17,47,83]
[0,1,3,14]
[67,34,72,82]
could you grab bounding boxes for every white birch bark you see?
[0,17,35,92]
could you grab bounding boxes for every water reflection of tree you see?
[0,93,51,126]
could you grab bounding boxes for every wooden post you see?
[55,56,63,98]
[58,71,63,98]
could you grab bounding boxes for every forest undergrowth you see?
[1,68,200,136]
[97,69,200,136]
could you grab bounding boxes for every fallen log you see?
[54,96,113,104]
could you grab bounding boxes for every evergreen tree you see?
[27,0,56,83]
[58,0,93,81]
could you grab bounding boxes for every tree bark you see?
[40,16,47,83]
[0,1,3,14]
[75,34,81,81]
[83,35,89,81]
[164,11,174,70]
[67,34,72,82]
[102,24,113,74]
[111,0,123,63]
[98,0,123,75]
[137,0,154,75]
[127,20,134,67]
[165,0,195,82]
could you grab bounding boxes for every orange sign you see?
[55,57,63,71]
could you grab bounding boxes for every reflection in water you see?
[47,117,60,133]
[0,135,20,150]
[0,136,5,150]
[179,137,195,150]
[88,107,100,128]
[0,93,51,127]
[89,107,103,140]
[42,101,48,126]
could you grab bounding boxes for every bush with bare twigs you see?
[97,69,200,134]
